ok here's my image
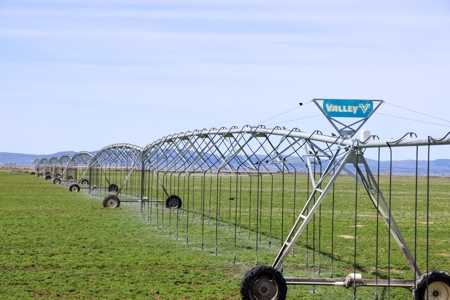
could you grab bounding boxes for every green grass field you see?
[0,171,243,299]
[2,169,450,299]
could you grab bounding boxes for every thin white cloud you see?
[1,27,448,61]
[0,28,345,44]
[1,8,449,27]
[18,0,334,5]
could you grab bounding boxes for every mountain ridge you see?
[1,151,82,166]
[1,152,450,176]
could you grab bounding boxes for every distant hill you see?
[0,151,79,166]
[353,158,450,176]
[1,151,450,176]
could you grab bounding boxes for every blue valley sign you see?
[323,99,373,118]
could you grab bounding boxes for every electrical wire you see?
[377,113,450,128]
[256,101,312,126]
[264,114,323,127]
[385,102,450,124]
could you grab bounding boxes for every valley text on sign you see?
[323,99,373,118]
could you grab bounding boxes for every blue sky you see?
[1,0,450,158]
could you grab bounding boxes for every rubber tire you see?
[31,172,35,175]
[67,175,73,181]
[103,195,120,208]
[37,173,43,177]
[414,270,450,300]
[108,184,119,192]
[53,178,61,184]
[69,184,80,192]
[45,172,51,176]
[240,266,287,300]
[81,179,89,185]
[165,195,182,209]
[56,174,61,178]
[45,175,51,180]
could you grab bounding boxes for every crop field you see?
[2,169,450,299]
[0,170,241,299]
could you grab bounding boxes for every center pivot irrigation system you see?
[34,99,450,300]
[240,99,450,300]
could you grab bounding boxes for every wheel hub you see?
[252,276,278,299]
[426,281,450,299]
[107,200,117,207]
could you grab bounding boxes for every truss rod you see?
[272,149,422,279]
[272,148,352,269]
[355,154,421,277]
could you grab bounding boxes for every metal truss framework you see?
[30,159,40,174]
[36,158,48,176]
[55,154,72,177]
[45,157,59,177]
[32,98,450,299]
[33,126,450,299]
[138,126,450,299]
[87,143,143,205]
[65,151,94,184]
[141,125,312,173]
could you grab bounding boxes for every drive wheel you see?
[31,172,35,175]
[53,178,61,184]
[108,184,119,192]
[240,266,287,300]
[165,195,182,209]
[81,179,89,185]
[69,184,80,192]
[45,175,51,180]
[67,175,73,181]
[103,195,120,208]
[414,270,450,300]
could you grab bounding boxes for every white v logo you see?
[359,104,371,114]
